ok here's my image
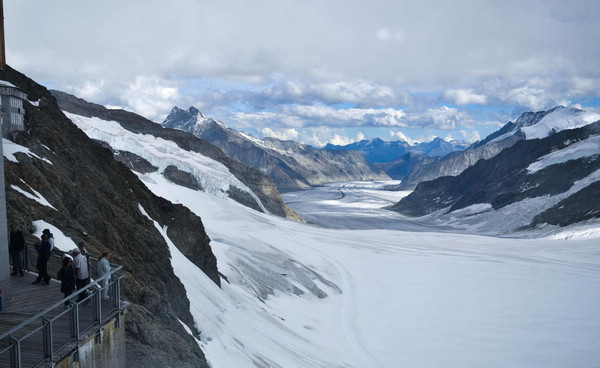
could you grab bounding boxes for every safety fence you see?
[0,243,126,368]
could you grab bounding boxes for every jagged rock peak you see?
[163,106,215,133]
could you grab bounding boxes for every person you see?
[78,241,91,283]
[42,229,55,252]
[73,247,90,302]
[97,251,111,299]
[57,255,76,308]
[32,234,51,285]
[9,224,25,276]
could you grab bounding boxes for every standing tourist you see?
[32,234,51,285]
[97,251,111,299]
[73,248,90,302]
[9,224,25,276]
[42,229,55,252]
[78,241,92,284]
[57,255,76,308]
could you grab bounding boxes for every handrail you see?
[0,267,122,341]
[0,242,127,368]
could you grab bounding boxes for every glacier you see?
[32,112,600,367]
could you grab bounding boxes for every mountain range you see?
[161,106,390,192]
[396,106,599,189]
[390,106,600,231]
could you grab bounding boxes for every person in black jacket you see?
[57,256,76,307]
[32,234,52,285]
[9,224,25,276]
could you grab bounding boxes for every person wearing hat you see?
[42,229,55,252]
[32,234,52,285]
[73,247,90,301]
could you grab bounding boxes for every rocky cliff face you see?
[1,66,215,367]
[162,107,390,191]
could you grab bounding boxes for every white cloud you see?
[443,89,488,105]
[5,1,600,146]
[406,106,468,130]
[390,130,418,145]
[376,28,404,42]
[261,127,299,141]
[460,129,481,143]
[121,76,182,121]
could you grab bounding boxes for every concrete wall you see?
[56,312,127,368]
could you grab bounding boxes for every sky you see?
[5,0,600,146]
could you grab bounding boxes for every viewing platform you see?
[0,245,127,368]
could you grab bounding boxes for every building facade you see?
[0,80,26,138]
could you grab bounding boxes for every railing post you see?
[94,286,101,325]
[9,335,20,368]
[23,245,29,272]
[41,316,53,362]
[72,303,80,341]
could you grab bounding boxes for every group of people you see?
[8,224,112,308]
[57,242,112,307]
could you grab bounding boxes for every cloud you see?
[443,89,488,105]
[460,129,481,143]
[376,28,404,42]
[389,130,418,145]
[261,127,299,141]
[405,106,470,130]
[5,1,600,146]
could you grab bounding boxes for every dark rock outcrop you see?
[2,66,215,368]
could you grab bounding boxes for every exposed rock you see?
[164,165,203,190]
[2,66,215,367]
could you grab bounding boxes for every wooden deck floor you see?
[0,272,123,368]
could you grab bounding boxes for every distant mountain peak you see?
[163,106,217,134]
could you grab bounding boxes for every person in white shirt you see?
[73,248,90,302]
[97,251,111,299]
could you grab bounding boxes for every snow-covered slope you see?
[66,112,268,211]
[147,175,600,368]
[65,109,600,367]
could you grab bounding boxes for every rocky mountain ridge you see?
[325,137,468,162]
[390,118,600,231]
[162,106,390,191]
[397,106,600,189]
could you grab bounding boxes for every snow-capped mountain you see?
[391,117,600,232]
[398,106,600,189]
[326,137,468,162]
[162,106,390,191]
[325,137,469,180]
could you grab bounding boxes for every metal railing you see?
[0,243,126,368]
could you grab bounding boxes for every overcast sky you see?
[5,0,600,146]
